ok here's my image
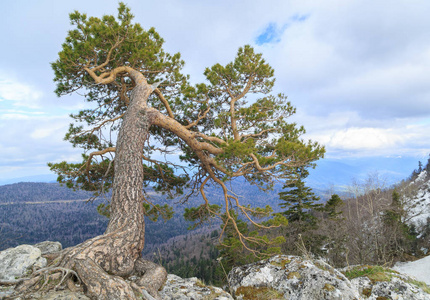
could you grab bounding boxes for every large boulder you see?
[0,245,46,281]
[34,241,62,255]
[344,265,430,300]
[228,255,360,300]
[160,274,233,300]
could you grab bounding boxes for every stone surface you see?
[0,245,46,281]
[34,241,62,255]
[0,285,15,299]
[160,274,233,300]
[2,243,430,300]
[228,255,361,300]
[346,265,430,300]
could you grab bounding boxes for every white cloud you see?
[325,127,403,150]
[0,77,43,108]
[30,123,66,139]
[256,1,430,119]
[0,115,81,177]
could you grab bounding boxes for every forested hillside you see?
[0,179,282,251]
[0,182,94,203]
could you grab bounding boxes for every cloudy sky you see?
[1,0,429,184]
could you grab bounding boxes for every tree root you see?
[0,278,31,286]
[10,266,82,299]
[73,257,137,299]
[3,242,168,300]
[133,258,167,300]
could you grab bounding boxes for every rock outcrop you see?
[33,241,62,255]
[1,242,429,300]
[0,245,46,282]
[345,265,430,300]
[228,255,360,300]
[160,274,233,299]
[229,256,430,300]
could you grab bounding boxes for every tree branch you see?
[153,88,174,119]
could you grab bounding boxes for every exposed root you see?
[0,278,31,286]
[3,245,168,300]
[11,266,81,299]
[74,257,137,299]
[133,258,167,300]
[34,267,80,291]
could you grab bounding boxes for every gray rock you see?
[0,285,15,299]
[34,241,62,255]
[0,245,45,281]
[228,255,361,300]
[346,265,430,300]
[22,290,91,300]
[160,274,233,300]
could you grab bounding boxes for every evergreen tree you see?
[324,194,344,219]
[384,189,403,225]
[279,167,321,225]
[277,167,326,257]
[425,154,430,178]
[382,189,417,260]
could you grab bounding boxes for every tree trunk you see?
[102,78,151,274]
[14,73,167,300]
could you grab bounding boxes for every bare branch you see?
[153,88,174,119]
[84,147,116,176]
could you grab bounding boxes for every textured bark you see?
[135,258,168,300]
[12,73,166,300]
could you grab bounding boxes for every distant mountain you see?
[307,156,419,190]
[0,183,107,250]
[0,182,94,203]
[0,174,57,186]
[1,156,419,193]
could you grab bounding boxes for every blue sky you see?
[256,15,308,45]
[1,0,429,186]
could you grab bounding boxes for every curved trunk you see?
[60,79,153,277]
[13,77,168,300]
[102,80,152,273]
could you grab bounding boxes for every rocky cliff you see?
[1,242,429,299]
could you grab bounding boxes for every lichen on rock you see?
[343,265,430,300]
[228,255,360,300]
[159,274,233,300]
[0,245,46,282]
[34,241,62,255]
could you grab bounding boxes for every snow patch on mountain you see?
[406,170,430,228]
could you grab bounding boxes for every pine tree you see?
[425,154,430,178]
[279,167,321,225]
[324,194,344,219]
[382,189,417,260]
